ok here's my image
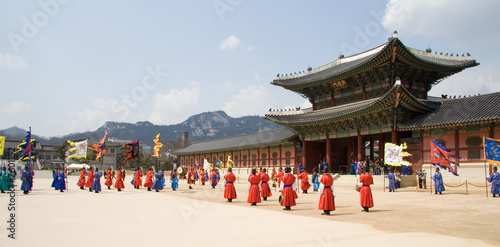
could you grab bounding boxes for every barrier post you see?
[465,180,468,195]
[416,175,419,192]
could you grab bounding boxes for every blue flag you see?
[485,137,500,165]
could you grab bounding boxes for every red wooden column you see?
[279,145,282,168]
[267,147,271,167]
[302,140,307,170]
[454,128,460,175]
[369,137,374,161]
[357,133,363,161]
[326,136,332,169]
[391,129,398,144]
[257,148,261,168]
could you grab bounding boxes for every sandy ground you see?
[0,172,498,247]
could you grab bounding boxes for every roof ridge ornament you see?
[393,30,398,39]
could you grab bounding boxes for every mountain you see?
[1,111,283,146]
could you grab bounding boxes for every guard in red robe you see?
[187,168,196,189]
[318,167,335,215]
[199,168,206,185]
[359,167,374,212]
[104,167,113,189]
[277,168,284,188]
[247,169,262,206]
[143,168,154,191]
[260,168,272,200]
[115,167,125,191]
[271,168,277,187]
[86,167,94,192]
[300,170,310,193]
[223,167,237,202]
[280,167,297,210]
[77,168,86,190]
[134,168,143,189]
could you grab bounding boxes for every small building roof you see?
[399,92,500,130]
[172,128,297,155]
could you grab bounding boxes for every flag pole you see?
[483,136,488,198]
[484,161,488,198]
[383,163,385,192]
[430,163,432,195]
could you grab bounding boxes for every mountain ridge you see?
[0,111,283,146]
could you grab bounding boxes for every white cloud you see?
[300,99,312,109]
[382,0,500,43]
[3,101,31,114]
[148,82,200,124]
[223,85,273,117]
[219,35,241,50]
[0,53,26,69]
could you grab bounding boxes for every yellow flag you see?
[0,136,5,156]
[227,155,234,168]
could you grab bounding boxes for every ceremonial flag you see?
[384,142,412,166]
[152,133,163,157]
[430,140,461,176]
[89,130,107,160]
[67,139,88,159]
[203,158,212,170]
[17,127,36,164]
[485,137,500,165]
[227,155,234,168]
[0,136,5,156]
[123,140,139,162]
[195,158,199,168]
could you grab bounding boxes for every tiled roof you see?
[399,92,500,130]
[272,38,478,88]
[264,84,437,125]
[172,128,297,154]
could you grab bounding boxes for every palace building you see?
[174,32,500,176]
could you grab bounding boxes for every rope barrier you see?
[467,182,489,188]
[399,181,418,187]
[442,182,466,187]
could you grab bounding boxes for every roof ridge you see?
[275,41,389,81]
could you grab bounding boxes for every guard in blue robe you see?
[57,170,66,192]
[204,171,209,182]
[20,167,32,194]
[131,169,136,187]
[51,170,58,189]
[312,168,320,192]
[91,169,102,193]
[402,165,410,175]
[152,171,164,192]
[161,170,166,187]
[170,170,178,191]
[432,168,445,194]
[386,168,397,192]
[487,166,500,197]
[350,161,357,175]
[1,167,9,193]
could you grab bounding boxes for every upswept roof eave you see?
[272,41,393,88]
[395,39,479,71]
[272,38,479,91]
[265,84,436,126]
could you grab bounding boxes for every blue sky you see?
[1,0,499,137]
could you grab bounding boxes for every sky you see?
[1,0,499,137]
